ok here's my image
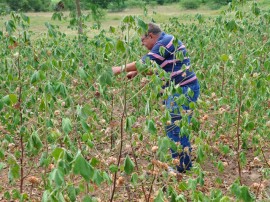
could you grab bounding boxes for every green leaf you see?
[225,20,238,32]
[123,15,135,24]
[50,168,64,187]
[2,95,10,105]
[197,146,205,163]
[239,186,254,202]
[90,157,99,167]
[0,162,6,171]
[116,40,125,53]
[0,148,4,159]
[0,100,3,111]
[42,190,50,202]
[231,182,241,197]
[62,118,72,135]
[31,71,40,84]
[82,195,95,202]
[52,147,65,161]
[26,132,43,155]
[175,194,187,202]
[67,186,77,202]
[220,196,230,202]
[157,137,170,161]
[131,173,138,185]
[147,119,157,134]
[9,94,17,104]
[100,71,112,86]
[217,161,224,172]
[240,151,247,165]
[109,26,116,33]
[221,54,229,62]
[78,68,88,80]
[188,178,197,191]
[93,170,104,186]
[45,22,57,37]
[154,189,165,202]
[77,105,90,120]
[220,144,230,155]
[252,2,260,16]
[124,155,135,175]
[8,163,20,182]
[29,132,43,154]
[5,20,16,34]
[21,13,30,24]
[245,122,255,131]
[159,46,166,57]
[56,83,68,98]
[189,102,195,110]
[73,155,94,182]
[178,181,188,191]
[126,116,135,131]
[109,165,118,173]
[39,99,46,111]
[81,120,90,133]
[137,18,147,31]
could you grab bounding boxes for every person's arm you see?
[112,61,154,78]
[112,62,137,75]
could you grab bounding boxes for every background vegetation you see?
[0,0,233,13]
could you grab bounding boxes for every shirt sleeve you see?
[141,43,167,65]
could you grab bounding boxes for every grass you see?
[0,1,269,38]
[0,3,222,37]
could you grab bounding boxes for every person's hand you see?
[112,66,122,75]
[127,71,137,79]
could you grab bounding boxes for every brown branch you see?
[221,65,225,97]
[147,164,156,202]
[259,142,270,168]
[110,79,127,202]
[110,94,114,150]
[16,37,25,194]
[125,183,132,201]
[236,88,242,185]
[130,142,147,201]
[255,176,263,199]
[75,0,83,35]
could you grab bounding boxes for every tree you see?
[6,0,50,11]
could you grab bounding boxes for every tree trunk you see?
[75,0,83,35]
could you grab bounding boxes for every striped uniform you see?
[142,32,197,86]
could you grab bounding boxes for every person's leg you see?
[165,81,200,173]
[166,125,192,172]
[165,93,191,172]
[178,81,200,171]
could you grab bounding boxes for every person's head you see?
[141,22,162,50]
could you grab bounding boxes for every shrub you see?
[0,3,10,14]
[207,0,232,10]
[181,0,200,9]
[124,0,146,8]
[108,1,127,12]
[157,0,164,5]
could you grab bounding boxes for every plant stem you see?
[110,79,127,202]
[221,65,225,97]
[75,0,83,35]
[130,141,147,201]
[255,176,263,199]
[236,87,242,185]
[259,142,270,168]
[110,93,114,150]
[17,36,24,193]
[147,164,156,202]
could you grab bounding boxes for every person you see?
[112,22,200,173]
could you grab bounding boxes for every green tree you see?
[7,0,51,11]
